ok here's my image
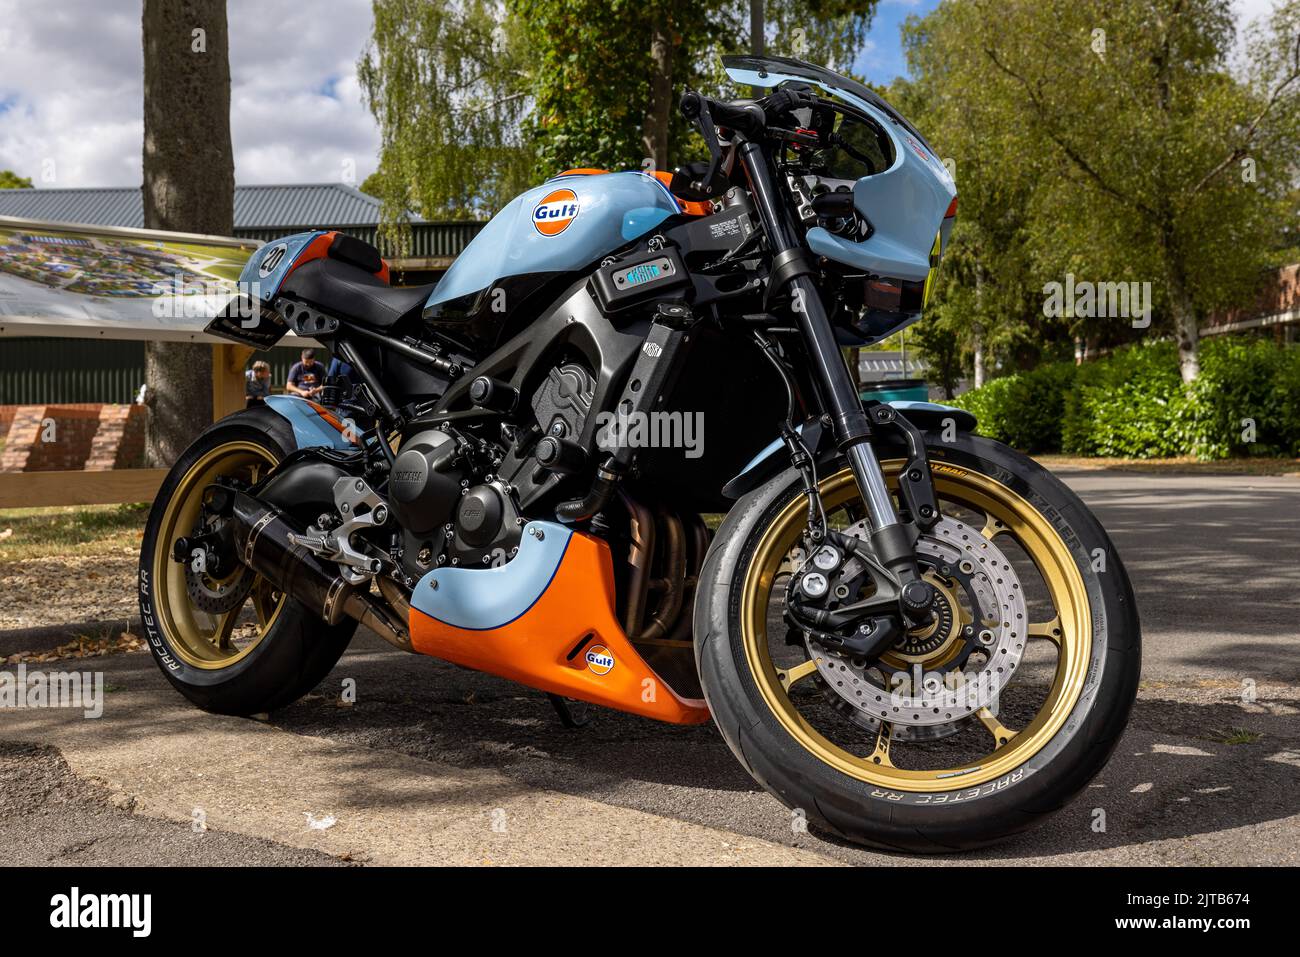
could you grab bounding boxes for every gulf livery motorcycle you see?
[140,56,1139,851]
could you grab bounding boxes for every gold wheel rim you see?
[743,460,1091,791]
[152,441,286,670]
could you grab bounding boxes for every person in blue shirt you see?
[285,348,326,398]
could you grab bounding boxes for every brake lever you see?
[678,92,729,198]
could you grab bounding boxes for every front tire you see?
[139,407,356,715]
[694,433,1140,852]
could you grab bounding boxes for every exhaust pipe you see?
[228,491,412,652]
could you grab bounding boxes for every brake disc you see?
[183,529,255,615]
[806,514,1028,740]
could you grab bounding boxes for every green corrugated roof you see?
[0,183,419,230]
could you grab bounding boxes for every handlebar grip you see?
[679,91,765,136]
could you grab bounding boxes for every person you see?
[324,355,355,405]
[244,360,271,407]
[285,348,326,399]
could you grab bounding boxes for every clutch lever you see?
[674,91,731,199]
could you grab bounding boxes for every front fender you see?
[721,400,976,500]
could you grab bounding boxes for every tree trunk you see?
[1169,268,1200,384]
[1174,307,1200,383]
[141,0,234,466]
[972,323,986,389]
[643,12,673,172]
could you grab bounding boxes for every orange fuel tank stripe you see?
[409,532,710,725]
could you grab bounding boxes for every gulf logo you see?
[532,188,580,236]
[585,644,615,676]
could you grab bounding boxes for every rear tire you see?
[139,407,356,715]
[694,433,1140,852]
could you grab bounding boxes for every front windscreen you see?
[722,54,936,159]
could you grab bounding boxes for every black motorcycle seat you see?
[280,255,436,330]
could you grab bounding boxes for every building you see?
[1203,264,1300,342]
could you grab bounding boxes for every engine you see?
[269,355,600,591]
[387,425,525,581]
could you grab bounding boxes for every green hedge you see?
[952,338,1300,459]
[949,363,1076,453]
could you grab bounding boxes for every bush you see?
[951,362,1075,453]
[1181,338,1300,458]
[1062,341,1189,457]
[955,338,1300,459]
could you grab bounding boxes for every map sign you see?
[0,216,263,342]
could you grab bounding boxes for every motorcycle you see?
[140,55,1140,852]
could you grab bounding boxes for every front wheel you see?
[694,433,1140,852]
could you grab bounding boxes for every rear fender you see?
[263,395,358,452]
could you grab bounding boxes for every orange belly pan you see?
[408,520,709,724]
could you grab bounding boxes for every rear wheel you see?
[139,408,356,715]
[694,433,1140,851]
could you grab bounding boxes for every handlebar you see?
[679,91,766,137]
[679,86,821,138]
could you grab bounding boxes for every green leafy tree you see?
[358,0,536,244]
[515,0,875,176]
[904,0,1300,384]
[0,170,33,188]
[360,0,877,231]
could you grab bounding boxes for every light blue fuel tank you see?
[423,171,683,318]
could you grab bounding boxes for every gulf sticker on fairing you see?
[532,188,580,236]
[585,644,615,676]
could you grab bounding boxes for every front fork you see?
[738,140,928,589]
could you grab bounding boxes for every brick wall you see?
[0,404,146,473]
[85,404,148,470]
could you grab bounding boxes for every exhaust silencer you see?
[227,490,412,651]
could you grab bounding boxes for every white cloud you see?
[0,1,1285,189]
[0,0,380,188]
[1234,0,1280,27]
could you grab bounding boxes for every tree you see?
[0,170,33,189]
[905,0,1300,384]
[359,1,878,227]
[516,0,876,176]
[141,0,235,465]
[358,0,535,242]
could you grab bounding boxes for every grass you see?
[1034,454,1300,476]
[1212,727,1264,745]
[0,503,150,562]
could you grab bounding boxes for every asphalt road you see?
[2,470,1298,865]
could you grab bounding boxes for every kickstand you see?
[547,693,592,729]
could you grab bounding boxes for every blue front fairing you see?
[424,171,681,317]
[724,58,957,287]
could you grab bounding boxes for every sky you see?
[855,0,941,86]
[0,0,1286,191]
[0,0,380,189]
